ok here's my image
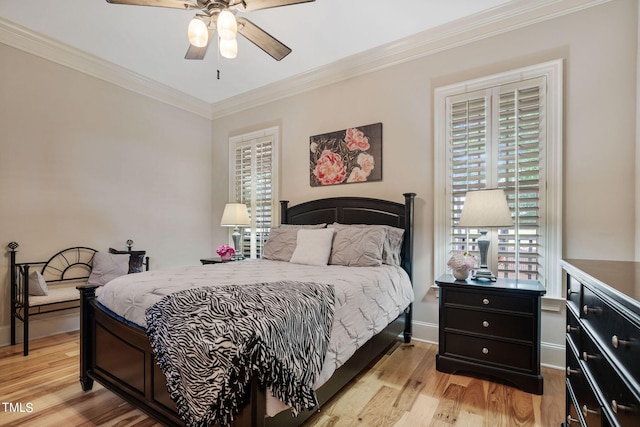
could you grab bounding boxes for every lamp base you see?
[472,267,497,282]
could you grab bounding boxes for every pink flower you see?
[216,244,235,256]
[347,167,368,183]
[447,252,476,271]
[345,128,370,151]
[357,152,375,175]
[314,150,347,185]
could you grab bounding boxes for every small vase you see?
[452,268,470,280]
[220,253,232,262]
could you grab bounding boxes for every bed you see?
[78,193,415,427]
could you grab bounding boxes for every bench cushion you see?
[27,280,100,307]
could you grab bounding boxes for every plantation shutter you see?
[233,135,274,259]
[447,77,545,281]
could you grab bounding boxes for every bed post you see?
[78,284,98,391]
[403,192,416,344]
[280,200,290,224]
[8,242,18,348]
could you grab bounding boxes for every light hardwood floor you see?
[0,332,564,426]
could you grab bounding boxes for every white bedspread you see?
[98,259,414,416]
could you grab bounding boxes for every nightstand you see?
[435,274,546,394]
[200,257,225,265]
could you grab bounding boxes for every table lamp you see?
[458,189,513,281]
[220,203,250,259]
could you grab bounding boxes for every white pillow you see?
[88,252,130,286]
[28,269,48,296]
[289,228,335,266]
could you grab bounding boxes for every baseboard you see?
[410,320,565,370]
[0,311,79,348]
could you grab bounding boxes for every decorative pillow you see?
[88,252,130,286]
[289,228,336,266]
[329,227,386,267]
[28,269,48,296]
[262,224,328,262]
[330,223,404,266]
[109,248,147,273]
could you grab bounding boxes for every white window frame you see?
[228,126,279,259]
[434,60,563,298]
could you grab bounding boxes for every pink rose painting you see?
[310,123,382,186]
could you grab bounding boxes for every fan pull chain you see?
[216,33,221,80]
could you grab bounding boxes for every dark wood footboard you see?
[78,284,408,427]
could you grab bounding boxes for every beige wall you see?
[212,0,638,366]
[0,43,214,342]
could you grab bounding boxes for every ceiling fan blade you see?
[106,0,198,10]
[238,0,315,12]
[185,30,214,60]
[236,17,291,61]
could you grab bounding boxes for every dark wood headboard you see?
[279,193,416,280]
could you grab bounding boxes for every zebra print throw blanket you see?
[145,281,335,427]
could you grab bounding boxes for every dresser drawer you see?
[567,343,603,427]
[443,332,533,371]
[567,306,581,351]
[567,275,582,314]
[444,307,533,340]
[582,285,640,381]
[582,330,640,426]
[443,289,534,313]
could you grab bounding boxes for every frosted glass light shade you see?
[458,189,513,227]
[217,10,237,40]
[188,18,208,47]
[219,37,238,59]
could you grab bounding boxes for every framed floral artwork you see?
[309,122,382,186]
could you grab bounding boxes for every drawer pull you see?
[582,405,599,417]
[566,325,578,333]
[582,351,598,362]
[566,366,580,376]
[482,347,489,354]
[482,321,489,328]
[566,415,579,424]
[482,298,490,305]
[582,304,601,315]
[567,288,573,297]
[611,400,635,414]
[611,335,631,349]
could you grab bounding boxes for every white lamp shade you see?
[217,10,237,40]
[219,37,238,59]
[188,18,208,47]
[458,189,513,227]
[220,203,250,227]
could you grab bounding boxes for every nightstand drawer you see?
[443,332,533,371]
[443,289,534,313]
[444,307,532,340]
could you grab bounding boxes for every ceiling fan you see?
[105,0,315,61]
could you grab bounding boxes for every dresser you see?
[435,274,546,394]
[562,259,640,427]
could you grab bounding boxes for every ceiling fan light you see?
[188,18,208,47]
[219,37,238,59]
[217,10,237,40]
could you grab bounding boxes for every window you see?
[229,127,279,259]
[434,61,562,297]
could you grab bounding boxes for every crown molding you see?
[0,18,213,119]
[210,0,612,119]
[0,0,611,120]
